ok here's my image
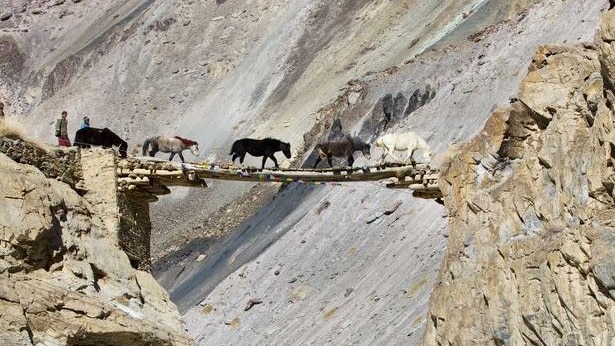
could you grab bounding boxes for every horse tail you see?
[142,138,151,156]
[417,135,430,151]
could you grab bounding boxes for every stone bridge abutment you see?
[0,140,154,271]
[80,149,153,271]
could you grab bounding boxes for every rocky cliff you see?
[0,0,613,345]
[425,11,615,345]
[0,145,192,345]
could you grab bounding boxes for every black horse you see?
[313,135,371,168]
[74,127,128,158]
[230,137,291,169]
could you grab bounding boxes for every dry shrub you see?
[0,117,27,140]
[0,118,45,148]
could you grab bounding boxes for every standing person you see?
[0,102,4,118]
[80,116,90,129]
[55,111,71,147]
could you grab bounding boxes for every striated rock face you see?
[425,11,615,346]
[0,153,192,345]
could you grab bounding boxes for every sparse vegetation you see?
[0,118,27,140]
[0,118,46,149]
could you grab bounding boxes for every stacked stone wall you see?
[118,191,152,271]
[0,138,81,187]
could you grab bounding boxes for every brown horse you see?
[313,136,371,168]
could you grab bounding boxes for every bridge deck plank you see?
[115,158,441,197]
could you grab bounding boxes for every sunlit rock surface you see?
[426,11,615,345]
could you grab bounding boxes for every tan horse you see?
[142,136,199,162]
[373,132,432,164]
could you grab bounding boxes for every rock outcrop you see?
[425,10,615,345]
[0,152,192,345]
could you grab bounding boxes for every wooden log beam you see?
[117,177,150,185]
[117,166,432,183]
[115,158,441,197]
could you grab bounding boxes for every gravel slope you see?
[0,0,608,344]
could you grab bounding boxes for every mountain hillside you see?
[0,0,612,345]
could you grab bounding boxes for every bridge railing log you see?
[115,158,442,198]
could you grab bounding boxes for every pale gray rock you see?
[425,12,615,344]
[0,153,193,345]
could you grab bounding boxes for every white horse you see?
[373,132,432,164]
[142,135,199,162]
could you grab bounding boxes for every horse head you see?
[315,145,327,160]
[350,136,371,160]
[361,143,371,160]
[281,142,292,159]
[189,142,199,157]
[373,136,384,148]
[118,141,128,158]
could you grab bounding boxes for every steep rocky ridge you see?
[2,0,603,261]
[425,12,615,345]
[0,148,192,345]
[0,0,612,345]
[2,1,557,266]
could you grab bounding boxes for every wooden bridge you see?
[115,157,442,199]
[83,153,440,270]
[0,141,441,272]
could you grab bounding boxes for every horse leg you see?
[347,155,354,167]
[313,156,322,168]
[178,152,185,163]
[149,142,158,157]
[380,147,389,164]
[327,154,333,167]
[424,150,433,164]
[269,155,279,168]
[261,156,268,169]
[239,153,246,166]
[406,149,416,163]
[169,152,176,161]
